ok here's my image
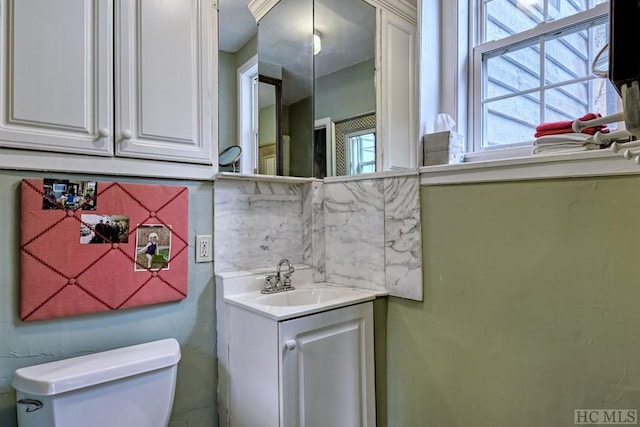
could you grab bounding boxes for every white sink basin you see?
[255,288,345,307]
[224,283,380,320]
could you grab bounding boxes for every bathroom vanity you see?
[216,268,379,427]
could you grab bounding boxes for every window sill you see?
[419,147,640,185]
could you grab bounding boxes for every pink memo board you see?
[20,179,189,321]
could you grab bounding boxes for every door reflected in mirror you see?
[258,75,283,175]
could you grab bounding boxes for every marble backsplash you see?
[213,179,308,272]
[214,173,422,301]
[324,179,386,291]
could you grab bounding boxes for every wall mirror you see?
[259,0,314,177]
[313,0,376,178]
[218,0,376,178]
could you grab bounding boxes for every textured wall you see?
[386,177,640,426]
[0,170,216,427]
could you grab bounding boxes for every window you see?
[472,0,616,154]
[346,129,376,175]
[237,55,259,174]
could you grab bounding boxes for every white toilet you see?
[12,338,181,427]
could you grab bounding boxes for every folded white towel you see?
[532,133,602,155]
[532,143,600,155]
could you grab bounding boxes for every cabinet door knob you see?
[121,129,133,140]
[98,128,111,138]
[285,339,297,350]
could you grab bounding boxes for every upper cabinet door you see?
[0,0,113,155]
[379,9,417,171]
[116,0,215,165]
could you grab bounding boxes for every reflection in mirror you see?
[347,129,376,175]
[219,145,242,172]
[218,0,258,174]
[257,75,282,175]
[259,0,314,177]
[218,0,375,178]
[314,0,376,177]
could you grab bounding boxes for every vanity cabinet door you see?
[0,0,113,155]
[279,302,376,427]
[115,0,215,165]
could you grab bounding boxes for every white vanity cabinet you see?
[226,302,376,427]
[0,0,215,165]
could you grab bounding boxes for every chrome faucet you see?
[277,258,295,288]
[261,259,295,294]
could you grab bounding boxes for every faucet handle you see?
[263,274,278,293]
[281,273,293,288]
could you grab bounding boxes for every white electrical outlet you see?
[195,235,212,263]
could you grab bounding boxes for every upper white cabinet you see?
[379,8,417,170]
[116,0,214,163]
[0,1,113,155]
[0,0,215,166]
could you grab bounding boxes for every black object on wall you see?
[609,0,640,96]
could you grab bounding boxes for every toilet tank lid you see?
[12,338,181,396]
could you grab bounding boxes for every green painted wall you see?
[314,58,376,122]
[218,51,237,156]
[0,170,216,427]
[386,177,640,426]
[259,103,277,147]
[235,35,257,69]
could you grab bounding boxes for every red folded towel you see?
[536,113,599,132]
[534,112,609,138]
[534,126,609,138]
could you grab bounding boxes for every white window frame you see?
[469,1,610,161]
[237,55,259,174]
[419,1,640,184]
[345,128,376,175]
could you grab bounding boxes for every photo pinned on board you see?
[134,224,172,271]
[80,214,130,244]
[43,179,97,210]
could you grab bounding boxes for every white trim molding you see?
[0,148,217,180]
[368,0,417,25]
[420,149,640,185]
[248,0,280,22]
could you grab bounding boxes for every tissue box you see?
[422,131,465,166]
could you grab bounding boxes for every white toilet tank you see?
[12,338,181,427]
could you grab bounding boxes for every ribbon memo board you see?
[20,179,189,321]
